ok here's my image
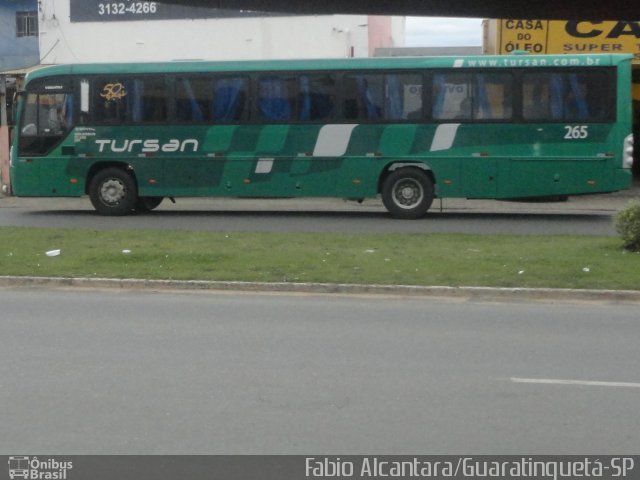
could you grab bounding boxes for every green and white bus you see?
[10,54,634,218]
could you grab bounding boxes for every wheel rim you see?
[99,178,127,206]
[392,178,424,209]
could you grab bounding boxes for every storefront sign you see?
[497,20,640,60]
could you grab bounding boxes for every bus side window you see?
[523,71,612,122]
[298,75,336,121]
[94,77,168,124]
[59,94,74,131]
[565,72,612,121]
[21,93,39,136]
[19,92,73,156]
[213,77,248,122]
[343,74,383,120]
[433,73,471,121]
[21,93,72,136]
[522,74,551,120]
[95,78,129,123]
[176,77,209,122]
[565,74,590,119]
[137,77,168,123]
[258,76,297,121]
[385,74,422,121]
[474,73,513,120]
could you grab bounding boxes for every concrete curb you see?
[1,275,639,303]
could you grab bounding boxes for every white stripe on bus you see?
[313,124,359,157]
[255,158,274,174]
[430,123,460,152]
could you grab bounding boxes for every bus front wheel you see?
[381,168,434,219]
[89,168,138,216]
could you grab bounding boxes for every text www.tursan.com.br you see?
[464,57,604,67]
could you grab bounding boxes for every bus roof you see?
[25,53,633,84]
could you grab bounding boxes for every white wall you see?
[38,1,404,63]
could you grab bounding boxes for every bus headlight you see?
[623,134,634,169]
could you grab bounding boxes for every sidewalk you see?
[1,275,640,303]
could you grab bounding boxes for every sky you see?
[405,17,483,47]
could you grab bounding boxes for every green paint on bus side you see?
[10,53,633,205]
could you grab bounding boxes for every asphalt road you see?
[1,287,639,454]
[0,193,632,235]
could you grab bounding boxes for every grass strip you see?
[0,227,639,290]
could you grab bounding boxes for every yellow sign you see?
[496,20,640,60]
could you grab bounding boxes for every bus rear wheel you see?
[381,168,434,219]
[89,168,138,216]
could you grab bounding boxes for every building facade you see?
[0,0,40,70]
[1,0,40,192]
[38,0,405,64]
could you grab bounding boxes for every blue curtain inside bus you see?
[259,77,292,121]
[386,75,403,120]
[214,78,247,121]
[475,75,492,118]
[354,76,381,119]
[551,74,590,120]
[130,79,143,123]
[179,78,204,121]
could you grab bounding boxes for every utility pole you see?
[0,76,6,125]
[0,75,11,194]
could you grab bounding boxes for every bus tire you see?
[381,168,434,219]
[136,196,164,212]
[89,167,138,216]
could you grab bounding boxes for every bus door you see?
[16,79,75,195]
